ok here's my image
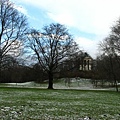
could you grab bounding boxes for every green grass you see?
[0,87,120,120]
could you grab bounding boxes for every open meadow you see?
[0,87,120,120]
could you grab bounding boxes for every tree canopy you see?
[0,0,28,82]
[0,0,28,66]
[27,23,80,89]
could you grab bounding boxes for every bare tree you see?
[98,18,120,92]
[27,23,79,89]
[0,0,28,80]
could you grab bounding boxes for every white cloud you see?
[12,0,120,58]
[75,37,99,58]
[13,4,28,15]
[48,12,75,26]
[14,0,120,36]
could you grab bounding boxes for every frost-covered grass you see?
[1,78,119,91]
[0,78,103,89]
[0,87,120,120]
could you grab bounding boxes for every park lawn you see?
[0,87,120,120]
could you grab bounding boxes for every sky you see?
[12,0,120,58]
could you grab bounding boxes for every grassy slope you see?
[0,87,120,120]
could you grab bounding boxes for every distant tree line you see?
[0,51,93,83]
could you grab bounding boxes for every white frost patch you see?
[5,82,33,86]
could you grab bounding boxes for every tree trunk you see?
[48,71,54,89]
[109,56,119,92]
[114,79,118,92]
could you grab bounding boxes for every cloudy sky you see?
[12,0,120,58]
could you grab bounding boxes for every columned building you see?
[79,56,92,71]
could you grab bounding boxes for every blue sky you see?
[12,0,120,58]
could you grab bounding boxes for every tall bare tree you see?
[98,18,120,92]
[0,0,28,80]
[27,23,79,89]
